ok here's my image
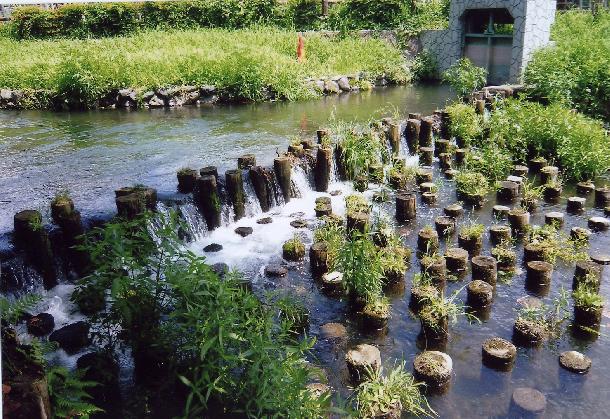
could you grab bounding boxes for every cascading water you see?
[243,173,263,217]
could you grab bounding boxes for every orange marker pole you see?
[297,34,305,63]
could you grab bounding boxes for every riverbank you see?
[0,27,410,110]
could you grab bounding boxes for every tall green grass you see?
[525,10,610,120]
[0,28,408,106]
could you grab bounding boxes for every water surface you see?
[0,85,452,235]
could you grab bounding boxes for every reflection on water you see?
[0,85,453,234]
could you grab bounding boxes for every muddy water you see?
[0,85,452,236]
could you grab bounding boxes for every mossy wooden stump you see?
[467,280,494,308]
[345,344,381,384]
[315,147,333,192]
[273,157,292,203]
[238,154,256,169]
[50,197,74,224]
[540,166,559,184]
[395,192,416,222]
[435,216,455,238]
[195,175,221,230]
[417,228,439,255]
[490,225,511,245]
[572,260,602,291]
[482,337,516,371]
[310,242,328,277]
[413,351,452,394]
[419,116,434,147]
[508,208,530,235]
[405,118,421,153]
[249,166,272,212]
[225,169,246,221]
[445,247,469,273]
[471,256,497,286]
[444,203,463,218]
[13,210,57,289]
[513,318,547,347]
[419,147,434,166]
[497,181,520,202]
[347,212,369,236]
[283,239,305,261]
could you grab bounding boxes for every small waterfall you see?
[291,165,311,198]
[179,202,209,242]
[269,171,285,208]
[243,174,263,217]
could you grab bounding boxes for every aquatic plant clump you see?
[354,362,433,418]
[0,28,409,107]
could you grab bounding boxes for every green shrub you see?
[7,0,448,39]
[442,58,487,98]
[283,0,322,30]
[410,50,438,82]
[327,0,409,30]
[525,10,610,120]
[488,99,610,180]
[455,171,490,197]
[446,102,482,145]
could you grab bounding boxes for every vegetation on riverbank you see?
[7,0,449,39]
[446,98,610,181]
[525,10,610,120]
[0,27,408,107]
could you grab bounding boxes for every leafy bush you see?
[446,102,482,145]
[487,99,610,180]
[7,0,449,39]
[337,232,384,302]
[455,171,490,197]
[327,0,409,30]
[0,28,408,106]
[75,210,332,416]
[410,50,438,82]
[524,10,610,120]
[442,58,487,98]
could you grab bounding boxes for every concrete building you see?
[421,0,557,84]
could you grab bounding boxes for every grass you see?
[572,283,603,309]
[354,362,433,418]
[526,224,589,264]
[0,27,408,107]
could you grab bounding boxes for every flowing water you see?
[2,85,610,418]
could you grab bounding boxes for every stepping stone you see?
[290,219,308,229]
[510,388,546,417]
[203,243,223,252]
[319,323,347,340]
[235,226,253,237]
[256,217,273,224]
[264,264,288,277]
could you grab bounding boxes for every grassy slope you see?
[0,28,408,104]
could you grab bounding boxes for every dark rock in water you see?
[27,313,54,336]
[264,264,288,278]
[204,243,223,253]
[290,212,305,218]
[257,217,273,224]
[330,190,342,196]
[49,321,90,354]
[77,351,121,413]
[212,263,229,278]
[235,226,253,237]
[290,219,308,229]
[320,322,347,340]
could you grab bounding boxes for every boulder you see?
[26,313,55,337]
[49,322,90,354]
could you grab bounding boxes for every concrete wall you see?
[421,0,556,84]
